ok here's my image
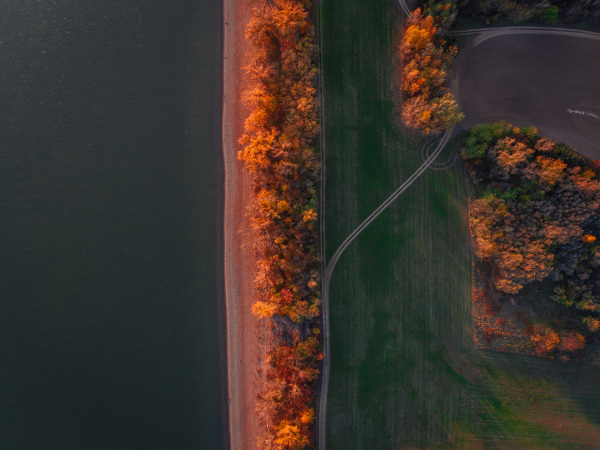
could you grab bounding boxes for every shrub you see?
[461,122,516,159]
[540,5,559,24]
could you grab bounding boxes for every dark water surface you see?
[0,1,226,448]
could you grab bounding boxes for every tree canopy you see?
[399,9,463,134]
[464,123,600,338]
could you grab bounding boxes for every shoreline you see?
[222,0,268,448]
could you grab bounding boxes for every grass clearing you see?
[321,0,600,447]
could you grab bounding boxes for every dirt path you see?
[396,0,411,16]
[440,25,600,38]
[316,2,442,447]
[223,0,272,448]
[316,129,453,449]
[315,0,327,446]
[316,10,600,447]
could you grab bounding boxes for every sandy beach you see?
[223,0,271,448]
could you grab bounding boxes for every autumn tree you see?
[274,422,309,449]
[240,0,321,324]
[495,137,533,177]
[535,155,567,188]
[399,9,463,134]
[528,325,560,355]
[464,122,600,341]
[240,1,322,447]
[558,330,586,352]
[423,0,459,29]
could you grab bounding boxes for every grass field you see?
[320,0,600,447]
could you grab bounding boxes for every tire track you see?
[396,0,411,17]
[439,25,600,38]
[316,129,452,449]
[316,2,600,446]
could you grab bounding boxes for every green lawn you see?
[320,0,600,447]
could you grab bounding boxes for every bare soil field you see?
[452,30,600,159]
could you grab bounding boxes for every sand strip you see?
[223,0,270,448]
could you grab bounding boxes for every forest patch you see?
[462,122,600,361]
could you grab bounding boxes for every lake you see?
[0,0,227,448]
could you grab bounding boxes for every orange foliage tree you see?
[464,122,600,341]
[399,9,463,134]
[240,0,321,323]
[256,334,321,449]
[239,0,321,447]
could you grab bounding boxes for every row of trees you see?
[556,0,600,25]
[422,0,460,29]
[463,123,600,344]
[239,1,321,447]
[440,0,599,26]
[256,333,321,449]
[468,0,559,25]
[399,9,464,134]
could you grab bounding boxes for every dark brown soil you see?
[452,31,600,160]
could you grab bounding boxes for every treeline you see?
[256,332,321,449]
[463,122,600,355]
[419,0,600,27]
[462,0,560,25]
[422,0,460,29]
[399,9,464,135]
[469,0,600,26]
[239,0,321,448]
[555,0,600,25]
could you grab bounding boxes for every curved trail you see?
[439,25,600,38]
[396,0,411,16]
[316,4,600,448]
[421,141,458,170]
[323,130,452,286]
[316,0,600,446]
[316,129,452,449]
